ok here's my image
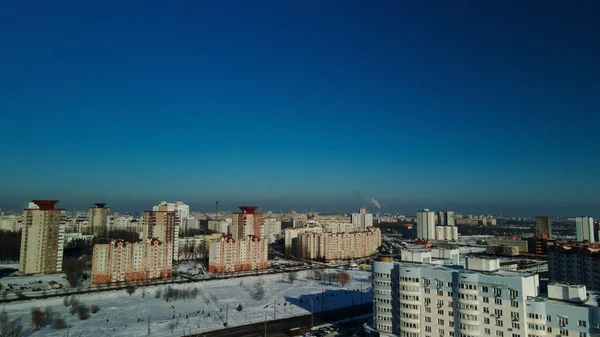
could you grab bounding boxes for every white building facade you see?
[576,217,595,243]
[416,209,435,240]
[352,207,374,229]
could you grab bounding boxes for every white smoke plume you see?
[369,197,381,210]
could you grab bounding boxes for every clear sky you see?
[0,1,598,215]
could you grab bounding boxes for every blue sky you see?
[0,1,598,215]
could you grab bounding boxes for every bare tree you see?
[336,271,351,287]
[288,272,298,284]
[168,319,179,334]
[314,269,323,281]
[155,289,162,299]
[53,315,67,329]
[1,311,23,337]
[126,286,136,297]
[90,305,100,314]
[31,307,46,330]
[63,296,70,307]
[253,279,265,301]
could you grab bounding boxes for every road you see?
[186,303,372,337]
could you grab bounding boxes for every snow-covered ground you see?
[2,269,372,337]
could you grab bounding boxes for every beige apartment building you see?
[19,200,66,274]
[208,235,268,273]
[91,237,172,284]
[297,227,381,261]
[89,203,109,237]
[142,210,179,261]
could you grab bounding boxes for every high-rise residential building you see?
[186,216,198,232]
[548,242,600,291]
[576,216,595,242]
[351,207,374,229]
[263,218,282,242]
[142,211,179,261]
[433,225,458,241]
[535,215,552,239]
[416,208,435,240]
[91,237,172,284]
[437,210,455,227]
[296,227,381,261]
[153,201,189,234]
[19,200,66,274]
[370,254,600,337]
[208,235,268,273]
[89,203,109,238]
[231,206,264,240]
[284,226,323,256]
[208,219,231,235]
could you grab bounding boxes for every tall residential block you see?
[231,206,264,240]
[352,207,374,229]
[19,200,66,274]
[416,208,435,240]
[89,203,109,238]
[535,215,552,239]
[153,201,189,235]
[370,254,600,337]
[142,211,179,261]
[548,242,600,291]
[437,210,455,227]
[576,216,595,242]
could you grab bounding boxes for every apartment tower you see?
[89,203,109,237]
[416,208,435,240]
[142,210,179,261]
[535,216,552,239]
[231,206,264,240]
[19,200,66,274]
[576,216,595,243]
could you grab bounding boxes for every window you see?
[495,298,502,305]
[484,328,490,334]
[482,286,489,293]
[484,318,490,324]
[578,320,587,327]
[510,301,518,308]
[483,297,489,303]
[495,331,503,337]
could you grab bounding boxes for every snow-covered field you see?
[2,269,372,337]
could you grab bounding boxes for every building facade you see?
[296,227,381,261]
[19,200,66,274]
[231,206,264,240]
[535,216,552,239]
[437,210,455,227]
[263,218,282,242]
[548,242,600,291]
[208,219,231,235]
[153,201,189,234]
[142,211,179,261]
[89,203,109,238]
[417,209,435,240]
[433,226,458,241]
[352,207,374,229]
[91,237,172,284]
[370,255,600,337]
[576,217,595,243]
[208,235,268,273]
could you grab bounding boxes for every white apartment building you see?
[370,255,600,337]
[352,207,374,229]
[438,210,456,227]
[417,209,436,240]
[263,218,282,242]
[434,226,459,241]
[19,200,66,274]
[576,217,595,243]
[0,215,21,232]
[208,219,231,235]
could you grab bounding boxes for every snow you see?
[1,269,372,337]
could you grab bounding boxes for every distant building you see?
[231,206,264,240]
[208,219,231,235]
[433,226,458,241]
[186,216,198,232]
[535,216,552,239]
[19,200,66,274]
[284,226,323,256]
[208,235,268,273]
[416,209,435,240]
[576,216,595,242]
[142,211,179,261]
[351,207,373,229]
[91,237,172,284]
[89,203,109,238]
[296,227,381,261]
[153,201,189,234]
[0,215,20,232]
[437,210,455,227]
[263,218,282,242]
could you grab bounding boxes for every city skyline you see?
[1,2,599,215]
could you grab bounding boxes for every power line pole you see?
[273,296,276,319]
[264,312,267,337]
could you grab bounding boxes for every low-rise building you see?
[208,235,268,273]
[91,237,172,284]
[490,237,529,252]
[433,226,458,241]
